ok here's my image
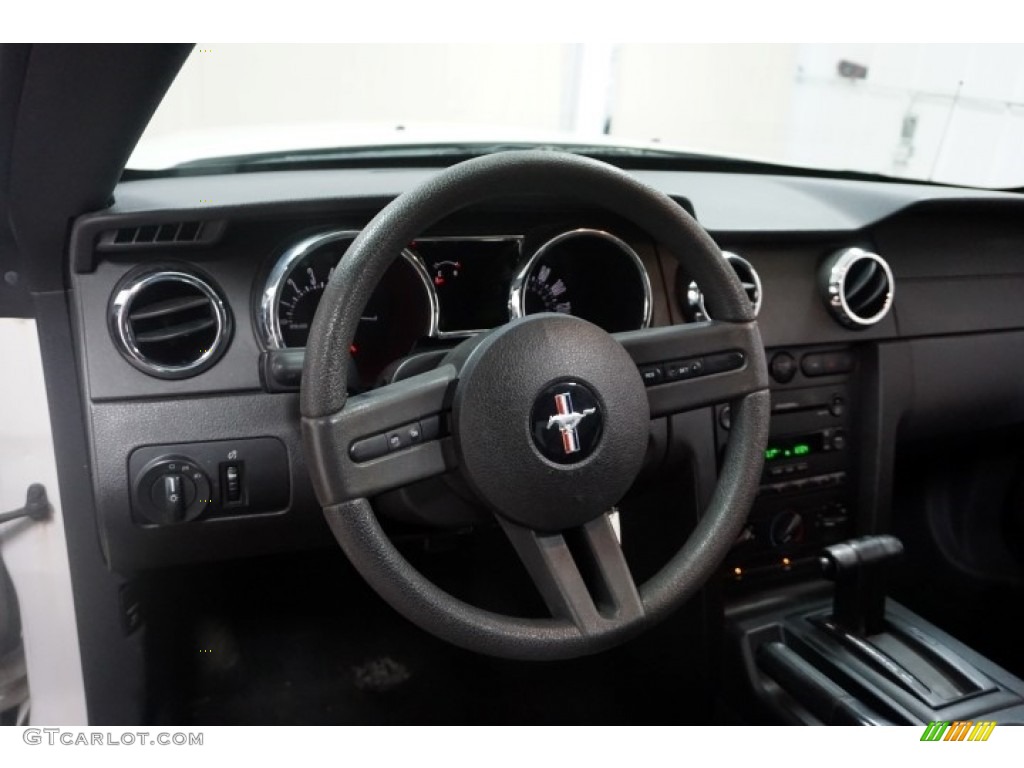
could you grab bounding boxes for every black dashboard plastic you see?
[65,168,1024,574]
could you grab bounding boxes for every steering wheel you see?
[301,151,770,660]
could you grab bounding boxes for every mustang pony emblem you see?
[545,392,597,455]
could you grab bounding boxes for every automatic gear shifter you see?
[819,534,903,636]
[736,533,1024,725]
[812,534,999,711]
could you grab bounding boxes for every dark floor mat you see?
[143,545,715,725]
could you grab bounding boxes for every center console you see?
[718,344,1024,727]
[719,345,858,583]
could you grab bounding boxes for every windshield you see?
[131,43,1024,188]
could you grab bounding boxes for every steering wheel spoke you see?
[615,320,768,417]
[500,514,644,634]
[301,364,458,505]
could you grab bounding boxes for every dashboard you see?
[68,166,1024,578]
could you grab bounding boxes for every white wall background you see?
[136,43,1024,188]
[610,44,798,161]
[0,320,88,725]
[149,43,572,131]
[785,43,1024,187]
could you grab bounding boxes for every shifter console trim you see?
[725,588,1024,726]
[810,614,997,709]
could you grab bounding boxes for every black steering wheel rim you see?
[301,150,770,660]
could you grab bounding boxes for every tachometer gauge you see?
[276,242,338,347]
[259,230,438,387]
[510,229,651,333]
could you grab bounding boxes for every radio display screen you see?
[764,432,826,462]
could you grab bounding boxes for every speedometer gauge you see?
[524,263,573,315]
[510,229,652,333]
[259,230,438,387]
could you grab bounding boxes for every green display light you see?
[765,441,813,461]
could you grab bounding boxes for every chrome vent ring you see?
[821,248,894,328]
[110,269,231,379]
[687,251,762,321]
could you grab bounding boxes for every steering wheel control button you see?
[349,417,446,463]
[419,415,441,441]
[349,434,389,462]
[704,351,746,374]
[666,357,705,381]
[769,351,797,383]
[637,351,743,387]
[639,364,664,386]
[531,382,603,465]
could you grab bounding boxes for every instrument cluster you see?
[258,227,653,387]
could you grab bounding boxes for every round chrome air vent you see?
[110,269,231,379]
[821,248,894,328]
[685,251,762,321]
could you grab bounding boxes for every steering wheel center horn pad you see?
[300,150,770,660]
[452,313,649,531]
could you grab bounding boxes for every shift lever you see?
[752,533,1004,725]
[819,535,903,636]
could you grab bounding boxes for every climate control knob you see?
[769,510,806,548]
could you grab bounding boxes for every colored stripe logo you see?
[920,721,996,742]
[553,393,580,454]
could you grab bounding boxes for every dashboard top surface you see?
[106,167,1024,234]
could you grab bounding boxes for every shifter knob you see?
[820,535,904,636]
